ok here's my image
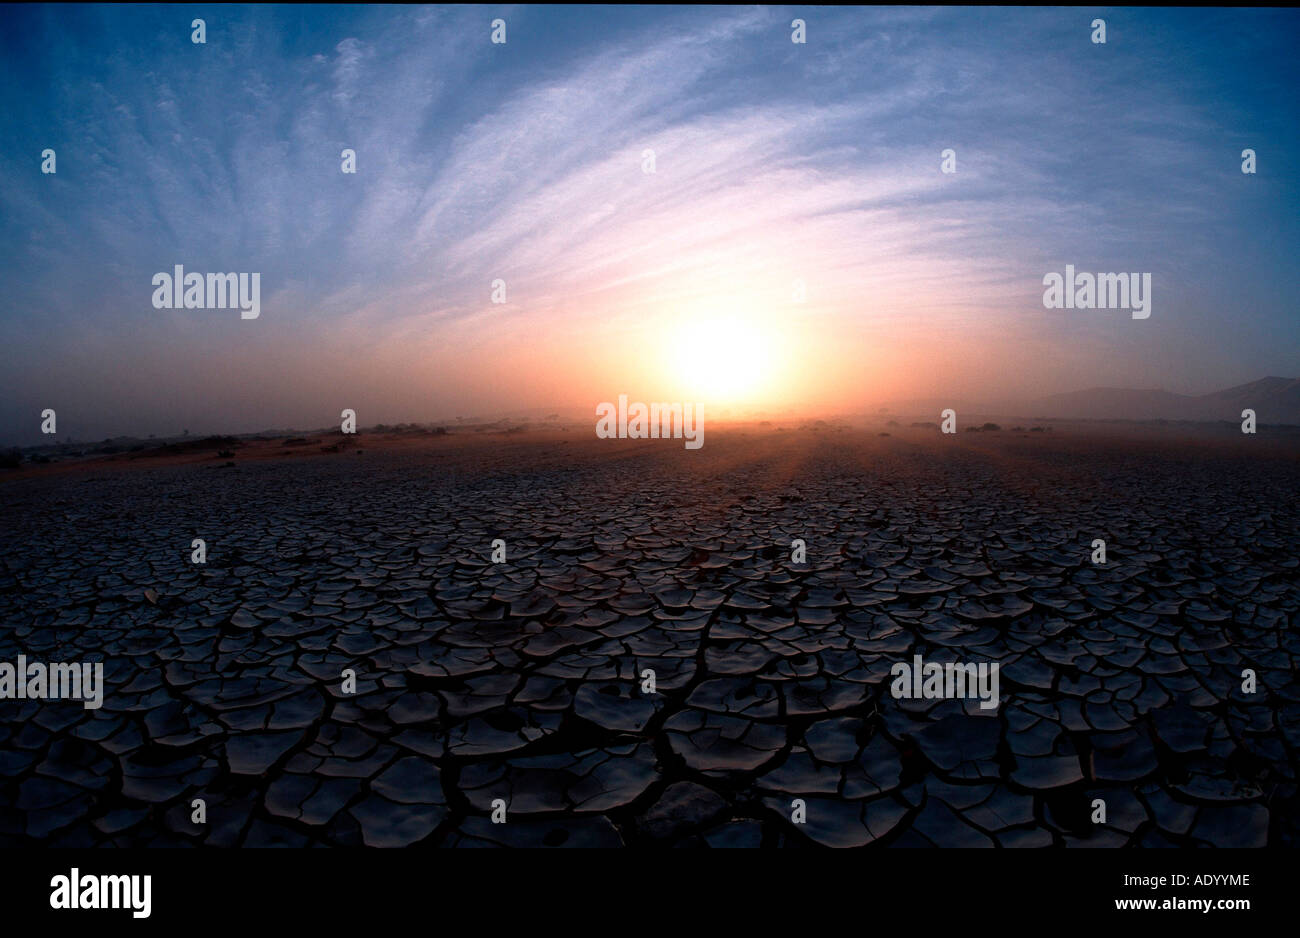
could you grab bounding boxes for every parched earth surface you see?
[1,425,1298,847]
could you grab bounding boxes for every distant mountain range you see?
[885,377,1300,424]
[1022,377,1300,423]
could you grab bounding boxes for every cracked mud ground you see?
[2,426,1298,847]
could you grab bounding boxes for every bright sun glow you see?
[669,314,776,404]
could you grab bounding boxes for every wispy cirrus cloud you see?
[0,5,1296,440]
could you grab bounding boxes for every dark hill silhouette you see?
[1025,376,1300,423]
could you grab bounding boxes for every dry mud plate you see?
[1,426,1297,847]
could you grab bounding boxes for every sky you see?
[1,4,1297,443]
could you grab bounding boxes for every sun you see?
[669,313,776,404]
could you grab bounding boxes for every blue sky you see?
[1,5,1297,442]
